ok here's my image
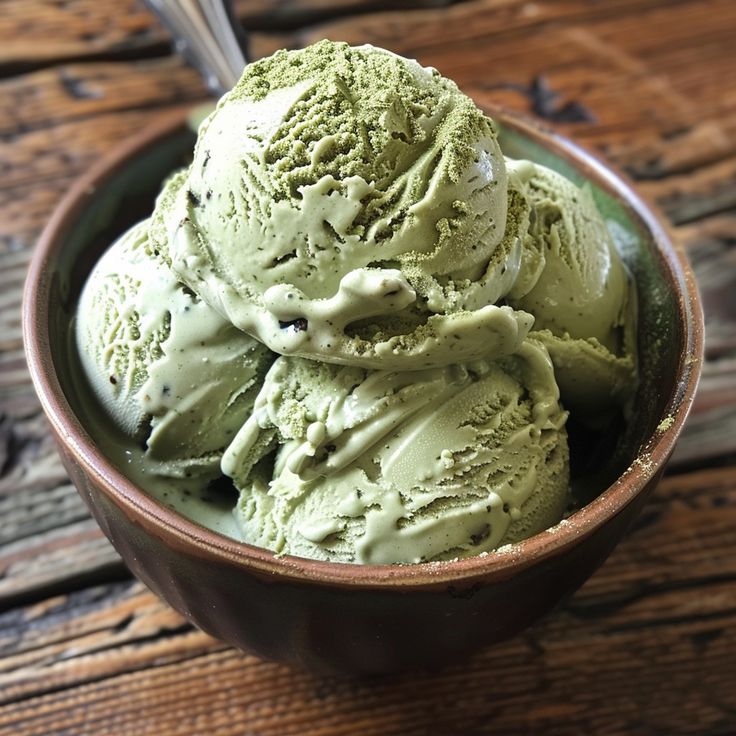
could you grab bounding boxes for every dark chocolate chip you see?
[278,318,308,332]
[469,524,491,546]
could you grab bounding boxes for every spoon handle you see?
[143,0,249,96]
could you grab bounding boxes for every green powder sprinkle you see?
[657,416,674,433]
[224,40,496,203]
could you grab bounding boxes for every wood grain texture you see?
[0,467,734,734]
[0,0,461,68]
[0,60,203,135]
[1,0,735,733]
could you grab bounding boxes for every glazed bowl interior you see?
[27,108,701,588]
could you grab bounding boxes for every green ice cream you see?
[224,340,569,564]
[506,159,638,416]
[75,219,274,484]
[151,40,532,370]
[75,41,638,565]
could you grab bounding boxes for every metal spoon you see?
[143,0,249,97]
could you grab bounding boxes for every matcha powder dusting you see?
[227,40,492,196]
[152,39,519,369]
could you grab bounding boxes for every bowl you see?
[23,107,703,674]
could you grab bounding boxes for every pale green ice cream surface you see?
[226,340,569,564]
[74,41,638,565]
[150,40,532,370]
[508,159,630,349]
[506,159,638,417]
[75,219,274,483]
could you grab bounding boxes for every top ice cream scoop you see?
[150,40,532,369]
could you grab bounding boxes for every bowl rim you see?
[23,106,704,590]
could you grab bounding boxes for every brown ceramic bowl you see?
[23,107,702,674]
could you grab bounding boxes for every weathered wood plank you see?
[0,0,288,69]
[0,108,189,191]
[605,118,736,181]
[0,405,125,608]
[0,0,463,70]
[672,361,736,466]
[572,466,736,605]
[0,59,204,136]
[0,516,122,609]
[0,467,734,733]
[0,479,89,548]
[0,179,72,251]
[0,389,126,606]
[291,0,711,59]
[0,248,27,355]
[638,155,736,225]
[682,215,736,357]
[0,0,160,67]
[0,581,213,706]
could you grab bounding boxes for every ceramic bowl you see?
[23,107,702,674]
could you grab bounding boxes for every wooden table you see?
[2,1,735,734]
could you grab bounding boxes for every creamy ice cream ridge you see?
[74,40,638,564]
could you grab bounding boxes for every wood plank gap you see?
[0,43,176,81]
[566,571,736,620]
[605,605,736,635]
[0,564,130,615]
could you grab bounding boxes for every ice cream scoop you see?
[150,40,532,369]
[225,340,569,564]
[506,159,638,416]
[508,160,631,348]
[75,219,274,483]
